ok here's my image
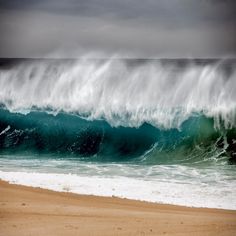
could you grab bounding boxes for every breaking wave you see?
[0,108,235,164]
[0,58,235,164]
[0,58,235,129]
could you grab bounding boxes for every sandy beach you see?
[0,180,235,236]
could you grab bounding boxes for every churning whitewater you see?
[0,58,236,209]
[0,59,236,128]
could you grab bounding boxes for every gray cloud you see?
[0,0,235,57]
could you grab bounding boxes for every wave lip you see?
[0,58,235,129]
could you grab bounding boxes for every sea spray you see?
[0,59,235,129]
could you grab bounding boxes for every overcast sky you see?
[0,0,235,58]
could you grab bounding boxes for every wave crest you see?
[0,59,235,129]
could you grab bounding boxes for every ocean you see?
[0,58,235,209]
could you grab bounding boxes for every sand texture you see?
[0,180,236,236]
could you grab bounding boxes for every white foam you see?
[0,59,235,129]
[0,125,10,136]
[0,170,235,210]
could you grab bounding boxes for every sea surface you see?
[0,58,236,209]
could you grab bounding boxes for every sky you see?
[0,0,235,58]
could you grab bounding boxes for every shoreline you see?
[1,170,235,210]
[1,180,236,235]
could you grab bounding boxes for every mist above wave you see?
[0,58,235,129]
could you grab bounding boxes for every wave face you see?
[0,108,235,164]
[0,58,236,129]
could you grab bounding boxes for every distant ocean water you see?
[0,58,236,209]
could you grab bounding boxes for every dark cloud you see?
[1,0,235,25]
[0,0,235,57]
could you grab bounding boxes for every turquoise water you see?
[0,108,235,164]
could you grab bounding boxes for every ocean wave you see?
[0,108,235,164]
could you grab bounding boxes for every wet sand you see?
[0,180,236,236]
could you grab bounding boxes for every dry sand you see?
[0,180,236,236]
